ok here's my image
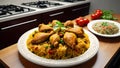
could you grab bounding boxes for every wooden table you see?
[0,14,120,68]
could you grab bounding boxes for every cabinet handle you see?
[49,11,64,17]
[1,19,37,30]
[72,6,89,11]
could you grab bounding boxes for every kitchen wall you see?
[89,0,120,13]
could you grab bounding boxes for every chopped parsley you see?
[102,22,108,26]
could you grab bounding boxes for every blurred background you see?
[90,0,120,13]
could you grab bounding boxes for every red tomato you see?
[78,17,84,20]
[95,9,102,13]
[96,11,103,16]
[76,17,89,26]
[76,17,82,22]
[95,13,100,18]
[48,50,54,54]
[91,9,103,20]
[91,14,97,20]
[76,19,85,26]
[83,18,89,25]
[76,18,80,23]
[76,17,83,22]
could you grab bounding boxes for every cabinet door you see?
[67,3,90,20]
[0,14,41,49]
[41,9,70,23]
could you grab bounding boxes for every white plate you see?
[87,19,120,37]
[17,28,99,67]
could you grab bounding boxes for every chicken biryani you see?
[27,20,90,59]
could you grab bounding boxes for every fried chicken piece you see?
[64,20,74,27]
[65,26,84,37]
[49,33,60,47]
[51,20,59,26]
[38,24,53,32]
[31,31,53,44]
[63,32,77,49]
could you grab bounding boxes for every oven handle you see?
[1,19,37,30]
[49,11,64,17]
[72,6,89,11]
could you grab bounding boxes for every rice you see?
[92,22,119,35]
[27,31,90,59]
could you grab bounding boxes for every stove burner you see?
[37,1,49,4]
[22,1,63,8]
[0,4,34,18]
[0,11,7,15]
[37,4,47,8]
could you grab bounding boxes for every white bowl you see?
[87,19,120,37]
[17,28,99,67]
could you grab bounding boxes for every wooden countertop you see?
[0,14,120,68]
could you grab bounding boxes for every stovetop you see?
[0,4,35,18]
[21,1,63,9]
[0,0,89,22]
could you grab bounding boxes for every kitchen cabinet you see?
[42,3,90,23]
[67,3,90,20]
[0,14,42,49]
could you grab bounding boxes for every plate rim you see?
[87,19,120,37]
[17,27,99,67]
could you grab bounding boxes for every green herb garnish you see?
[56,21,64,27]
[59,39,64,44]
[102,22,108,26]
[45,46,48,49]
[53,21,66,31]
[48,24,52,27]
[50,45,54,49]
[101,10,117,20]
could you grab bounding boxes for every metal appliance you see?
[21,1,63,9]
[0,4,34,18]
